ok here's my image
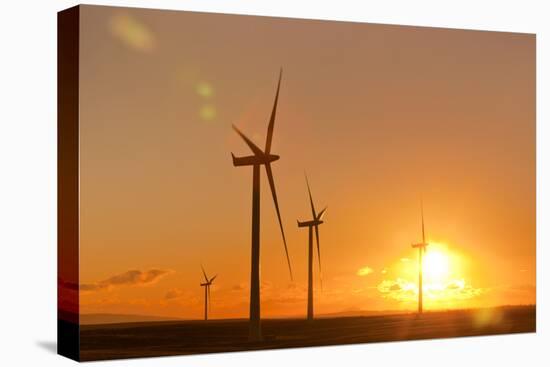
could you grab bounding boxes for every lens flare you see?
[199,105,217,121]
[110,14,154,52]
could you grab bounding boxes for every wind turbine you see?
[297,175,327,322]
[231,69,293,341]
[411,201,428,314]
[200,265,217,321]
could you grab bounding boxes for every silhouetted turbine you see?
[200,265,217,321]
[231,69,293,341]
[411,200,428,314]
[297,175,327,322]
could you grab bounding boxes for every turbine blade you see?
[305,174,317,219]
[232,124,264,157]
[317,206,328,221]
[314,224,323,292]
[210,274,217,283]
[265,162,293,280]
[200,265,208,283]
[265,69,282,155]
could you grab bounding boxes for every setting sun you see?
[376,242,483,308]
[423,248,450,280]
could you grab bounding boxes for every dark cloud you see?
[81,269,172,292]
[232,284,246,291]
[377,279,417,302]
[389,284,402,291]
[165,289,185,300]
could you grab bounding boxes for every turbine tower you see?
[411,201,428,314]
[231,69,293,341]
[297,175,327,322]
[200,265,217,321]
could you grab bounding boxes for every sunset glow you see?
[375,242,487,309]
[423,247,450,280]
[70,6,535,323]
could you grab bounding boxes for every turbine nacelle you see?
[231,152,280,167]
[412,242,428,249]
[200,265,217,285]
[297,219,323,227]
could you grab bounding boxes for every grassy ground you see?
[79,305,535,361]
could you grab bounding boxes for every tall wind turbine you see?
[231,69,293,341]
[297,175,326,322]
[411,201,428,314]
[200,265,217,321]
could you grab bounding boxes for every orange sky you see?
[77,6,535,321]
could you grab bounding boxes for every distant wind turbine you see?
[200,265,217,321]
[297,175,327,322]
[411,200,428,314]
[231,69,293,341]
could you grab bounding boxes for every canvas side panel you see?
[57,5,80,362]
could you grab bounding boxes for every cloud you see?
[377,278,416,301]
[232,283,246,291]
[357,266,374,276]
[389,283,402,291]
[439,280,484,300]
[261,280,273,291]
[377,277,485,304]
[263,282,307,304]
[81,269,172,292]
[165,289,185,300]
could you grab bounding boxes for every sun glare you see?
[423,248,450,281]
[377,242,481,308]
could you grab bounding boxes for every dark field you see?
[79,305,535,361]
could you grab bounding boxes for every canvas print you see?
[57,5,536,362]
